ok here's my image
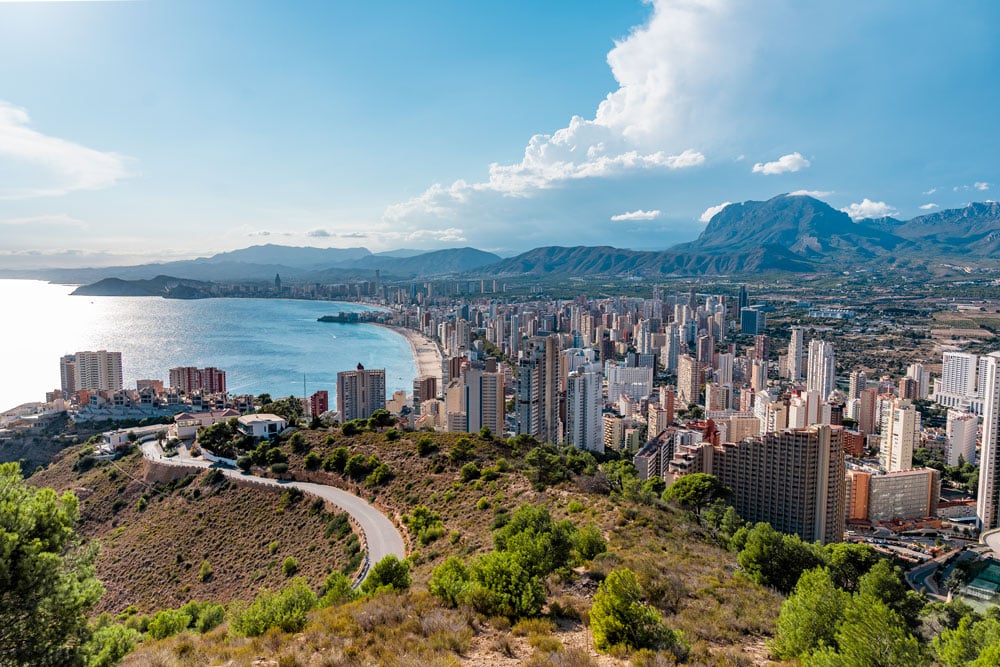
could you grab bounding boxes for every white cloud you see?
[752,152,810,175]
[976,182,990,191]
[0,213,85,227]
[841,198,898,221]
[0,101,131,199]
[922,187,937,195]
[383,0,736,238]
[699,201,731,222]
[611,209,661,222]
[787,190,833,198]
[919,203,938,210]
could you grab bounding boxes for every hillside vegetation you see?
[99,424,782,665]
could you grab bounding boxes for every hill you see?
[71,275,216,298]
[28,447,361,615]
[101,426,780,665]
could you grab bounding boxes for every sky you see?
[0,0,998,268]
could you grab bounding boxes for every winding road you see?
[139,442,405,584]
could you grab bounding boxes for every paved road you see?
[140,442,405,584]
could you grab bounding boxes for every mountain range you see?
[6,195,1000,284]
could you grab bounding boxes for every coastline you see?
[373,323,443,386]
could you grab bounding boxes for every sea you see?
[0,279,417,413]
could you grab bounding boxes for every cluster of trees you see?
[318,446,392,487]
[913,447,979,497]
[772,559,928,664]
[429,504,606,619]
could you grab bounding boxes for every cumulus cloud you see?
[752,152,810,175]
[976,182,990,191]
[787,190,833,198]
[841,198,898,221]
[382,0,738,241]
[699,201,732,222]
[919,203,938,210]
[0,101,131,199]
[611,209,661,222]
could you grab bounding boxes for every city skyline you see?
[2,0,998,268]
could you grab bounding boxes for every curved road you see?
[140,442,405,584]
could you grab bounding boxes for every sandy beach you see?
[376,324,443,385]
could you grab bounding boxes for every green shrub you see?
[477,497,491,511]
[360,555,411,595]
[136,497,147,512]
[449,438,474,463]
[417,437,438,456]
[269,540,280,555]
[567,500,584,513]
[270,462,289,475]
[344,454,369,479]
[230,578,318,636]
[323,447,349,472]
[147,608,192,640]
[385,428,401,441]
[365,463,393,487]
[236,455,252,472]
[282,556,298,577]
[303,451,322,470]
[198,560,213,582]
[82,624,141,667]
[589,568,677,653]
[319,571,357,607]
[460,462,481,482]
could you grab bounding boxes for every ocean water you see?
[0,279,416,412]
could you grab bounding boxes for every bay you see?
[0,279,416,413]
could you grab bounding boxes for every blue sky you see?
[1,0,998,267]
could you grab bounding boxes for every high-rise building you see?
[880,399,920,472]
[787,327,804,381]
[906,363,931,399]
[516,334,560,443]
[935,351,981,411]
[740,307,766,336]
[676,425,846,544]
[59,350,123,394]
[169,366,227,394]
[856,387,878,435]
[565,363,603,453]
[412,375,438,414]
[806,340,836,399]
[336,363,386,422]
[977,352,1000,530]
[463,367,505,437]
[946,410,977,467]
[677,354,701,407]
[848,370,868,400]
[606,363,654,402]
[309,390,329,417]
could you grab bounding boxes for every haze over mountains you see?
[7,195,1000,285]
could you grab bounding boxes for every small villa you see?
[236,413,287,439]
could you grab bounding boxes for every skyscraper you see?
[677,354,701,407]
[880,399,920,472]
[336,363,386,422]
[565,363,603,453]
[516,334,560,443]
[977,352,1000,530]
[463,367,505,436]
[787,327,804,381]
[806,340,836,399]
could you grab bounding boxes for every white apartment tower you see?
[880,399,921,472]
[806,340,836,399]
[946,410,978,467]
[977,352,1000,530]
